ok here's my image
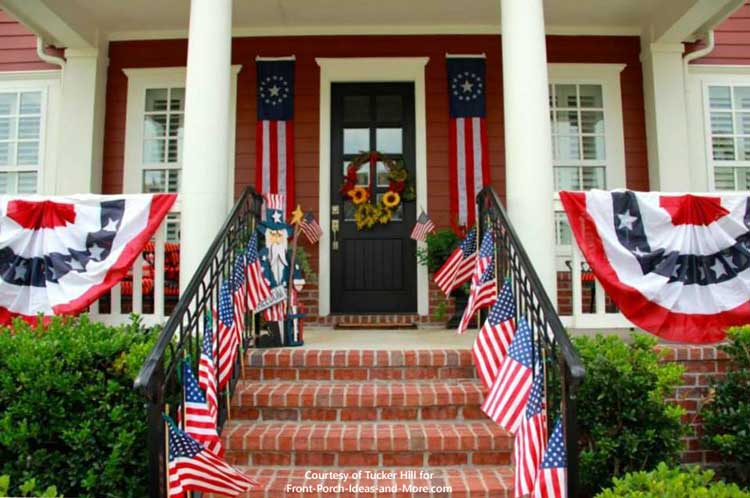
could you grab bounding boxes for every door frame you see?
[316,57,429,316]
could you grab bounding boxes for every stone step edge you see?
[246,349,475,368]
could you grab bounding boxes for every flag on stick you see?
[166,416,259,498]
[473,281,516,389]
[481,317,535,433]
[182,361,223,457]
[231,255,248,344]
[217,281,238,390]
[300,211,323,244]
[410,210,436,242]
[245,232,272,311]
[198,312,218,424]
[434,226,477,296]
[514,370,547,497]
[534,418,567,498]
[458,230,497,334]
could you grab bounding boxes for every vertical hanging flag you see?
[447,55,490,230]
[410,210,436,242]
[515,370,547,498]
[534,418,567,498]
[472,281,516,389]
[256,57,295,215]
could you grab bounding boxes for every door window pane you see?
[580,111,605,134]
[343,128,369,154]
[343,96,369,123]
[376,95,402,122]
[555,166,580,190]
[555,136,580,160]
[376,193,403,221]
[376,128,402,154]
[582,136,605,160]
[343,161,369,187]
[554,111,579,134]
[145,89,169,112]
[581,166,606,189]
[376,162,390,187]
[143,139,166,163]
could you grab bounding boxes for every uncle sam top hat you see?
[258,193,294,237]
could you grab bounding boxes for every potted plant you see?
[417,229,472,327]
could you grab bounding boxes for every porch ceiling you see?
[0,0,742,47]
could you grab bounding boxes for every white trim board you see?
[316,57,430,317]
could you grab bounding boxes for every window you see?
[0,90,44,194]
[142,87,184,194]
[550,83,607,191]
[706,84,750,190]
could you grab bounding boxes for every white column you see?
[501,0,557,300]
[179,0,233,291]
[55,48,108,194]
[641,42,691,191]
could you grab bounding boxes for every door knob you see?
[331,219,340,251]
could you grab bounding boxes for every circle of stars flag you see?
[0,193,175,325]
[433,226,478,297]
[458,230,497,334]
[514,368,547,498]
[256,57,295,216]
[165,416,260,498]
[182,360,223,457]
[533,418,567,498]
[473,280,516,389]
[560,190,750,343]
[481,317,535,433]
[446,55,490,230]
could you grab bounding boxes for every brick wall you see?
[658,344,731,465]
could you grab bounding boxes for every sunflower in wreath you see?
[339,151,416,230]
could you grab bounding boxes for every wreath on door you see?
[339,151,416,230]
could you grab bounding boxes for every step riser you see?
[225,451,511,467]
[247,349,475,369]
[232,405,488,421]
[244,366,477,381]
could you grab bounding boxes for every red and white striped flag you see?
[256,58,295,215]
[410,210,436,242]
[534,418,567,498]
[182,361,223,457]
[245,232,272,310]
[198,313,218,424]
[166,417,259,498]
[481,317,535,433]
[458,230,497,334]
[300,211,323,244]
[216,281,238,390]
[473,281,516,389]
[515,370,547,497]
[231,255,247,344]
[447,55,490,229]
[434,227,477,297]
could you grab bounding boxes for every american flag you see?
[216,281,238,390]
[534,418,567,498]
[481,317,535,433]
[182,361,223,457]
[231,255,247,345]
[473,281,516,389]
[434,227,477,297]
[256,59,295,216]
[198,312,218,424]
[166,417,259,498]
[300,211,323,244]
[410,210,436,242]
[245,232,272,310]
[514,369,547,498]
[447,56,490,229]
[458,230,497,334]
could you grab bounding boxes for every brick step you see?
[222,421,511,467]
[245,349,475,369]
[231,380,487,421]
[244,365,477,381]
[205,467,513,498]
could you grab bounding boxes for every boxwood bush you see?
[0,315,157,497]
[572,334,687,497]
[595,463,750,498]
[701,326,750,486]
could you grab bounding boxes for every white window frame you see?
[0,71,61,195]
[547,64,627,268]
[122,66,242,212]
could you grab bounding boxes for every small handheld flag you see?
[198,312,218,424]
[534,418,567,498]
[514,370,547,497]
[433,226,478,296]
[182,361,223,457]
[410,210,436,242]
[458,230,497,334]
[245,232,272,310]
[473,281,516,389]
[300,211,323,244]
[217,281,238,390]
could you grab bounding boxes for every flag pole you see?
[287,205,304,343]
[226,385,231,420]
[164,404,170,498]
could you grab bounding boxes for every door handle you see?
[331,219,340,251]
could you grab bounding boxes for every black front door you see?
[330,83,417,313]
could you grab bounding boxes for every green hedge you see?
[0,316,156,497]
[572,334,687,497]
[595,463,750,498]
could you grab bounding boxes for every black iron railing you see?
[133,187,263,498]
[477,186,585,497]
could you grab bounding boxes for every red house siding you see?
[0,10,62,71]
[689,2,750,65]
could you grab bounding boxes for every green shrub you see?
[0,475,60,497]
[0,315,157,498]
[416,228,461,273]
[572,334,687,497]
[701,326,750,486]
[595,462,750,498]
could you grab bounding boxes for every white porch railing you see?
[558,240,634,330]
[89,219,175,327]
